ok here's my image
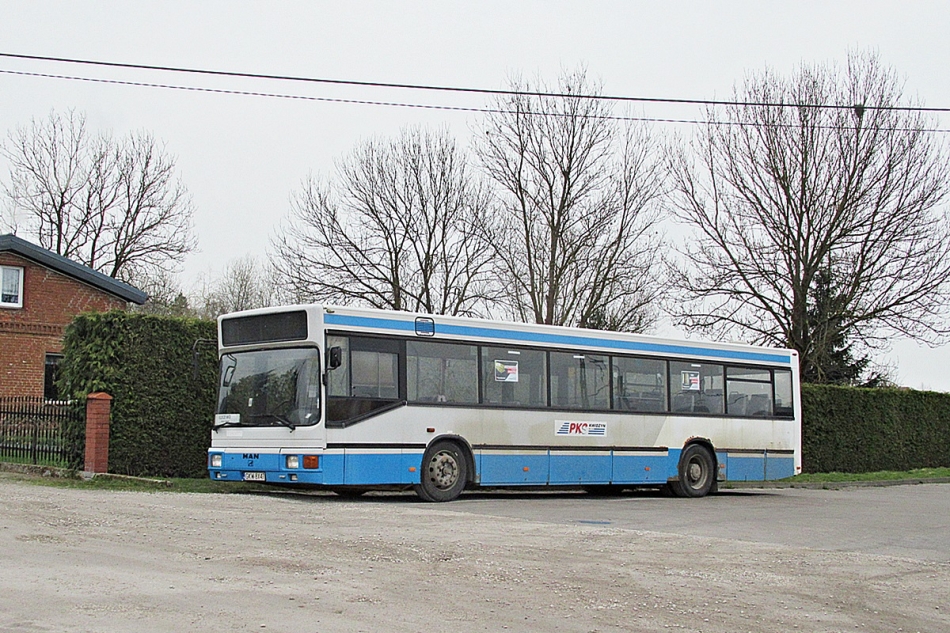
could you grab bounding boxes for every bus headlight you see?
[210,454,222,468]
[286,455,300,469]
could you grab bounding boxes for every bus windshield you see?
[216,348,321,429]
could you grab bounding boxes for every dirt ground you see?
[1,477,948,633]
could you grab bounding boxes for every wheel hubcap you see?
[687,459,706,488]
[427,451,459,490]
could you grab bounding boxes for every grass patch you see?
[790,467,950,483]
[65,476,273,494]
[0,466,271,494]
[0,454,69,468]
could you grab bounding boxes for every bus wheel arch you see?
[414,437,472,502]
[669,440,717,498]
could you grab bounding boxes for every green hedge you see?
[801,384,950,473]
[60,311,217,477]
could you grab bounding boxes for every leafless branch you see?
[669,51,950,380]
[475,68,665,331]
[1,110,196,285]
[271,126,497,316]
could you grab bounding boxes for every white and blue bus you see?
[208,305,801,501]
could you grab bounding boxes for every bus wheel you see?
[671,444,715,498]
[414,441,467,502]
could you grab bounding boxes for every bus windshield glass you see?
[217,348,321,429]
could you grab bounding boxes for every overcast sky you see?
[2,1,949,390]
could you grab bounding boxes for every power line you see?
[0,68,699,123]
[2,68,949,135]
[3,51,950,114]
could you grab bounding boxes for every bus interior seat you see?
[748,394,772,416]
[672,394,692,412]
[728,393,747,416]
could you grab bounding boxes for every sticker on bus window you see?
[494,360,519,382]
[681,371,701,391]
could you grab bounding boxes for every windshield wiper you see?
[249,413,297,431]
[212,420,247,432]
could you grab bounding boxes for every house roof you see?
[0,234,148,305]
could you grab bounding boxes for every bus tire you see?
[671,444,716,498]
[414,440,468,502]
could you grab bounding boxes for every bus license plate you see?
[243,472,265,482]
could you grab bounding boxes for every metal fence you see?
[0,396,82,467]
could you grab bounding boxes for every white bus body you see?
[208,305,801,501]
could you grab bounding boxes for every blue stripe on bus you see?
[478,452,549,485]
[209,449,796,486]
[725,453,766,481]
[723,452,795,481]
[324,313,793,365]
[343,452,420,485]
[765,454,796,480]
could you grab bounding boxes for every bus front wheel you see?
[670,444,716,498]
[414,440,468,502]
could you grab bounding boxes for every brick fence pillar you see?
[84,392,113,475]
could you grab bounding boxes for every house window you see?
[44,354,64,401]
[1,265,23,308]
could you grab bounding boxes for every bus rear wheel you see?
[670,444,716,498]
[414,440,468,502]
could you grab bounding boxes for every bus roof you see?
[317,305,797,367]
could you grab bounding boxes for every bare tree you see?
[193,255,278,319]
[1,110,196,284]
[272,126,496,316]
[131,269,193,317]
[475,69,665,331]
[669,51,950,382]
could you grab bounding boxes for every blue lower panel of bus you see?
[210,451,328,484]
[478,450,670,486]
[342,451,421,485]
[612,452,669,484]
[766,452,795,480]
[725,452,765,481]
[725,451,795,481]
[208,450,421,486]
[549,452,612,484]
[478,452,549,485]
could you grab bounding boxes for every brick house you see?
[0,234,147,398]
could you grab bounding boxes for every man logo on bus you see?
[556,421,607,436]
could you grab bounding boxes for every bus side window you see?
[773,369,794,417]
[725,366,777,417]
[612,356,668,412]
[327,336,350,397]
[669,361,724,414]
[351,351,399,399]
[481,346,547,407]
[327,335,401,399]
[550,351,609,410]
[407,341,478,404]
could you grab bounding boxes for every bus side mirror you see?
[327,346,343,370]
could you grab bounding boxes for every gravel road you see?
[1,476,948,632]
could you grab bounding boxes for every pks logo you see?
[556,421,607,436]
